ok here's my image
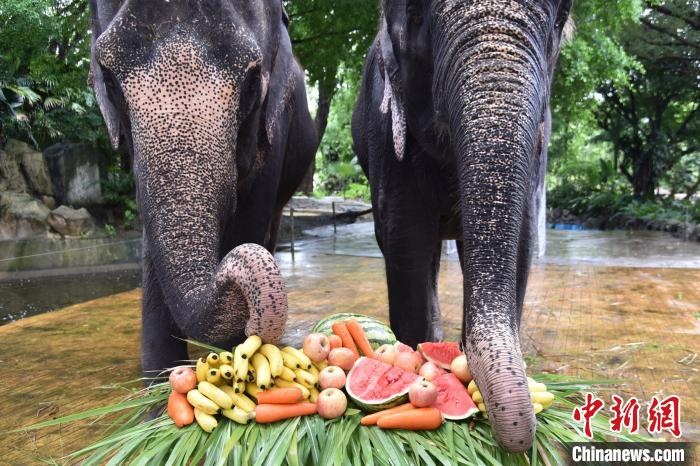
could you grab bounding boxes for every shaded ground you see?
[1,225,699,464]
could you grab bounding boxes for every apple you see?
[303,333,331,362]
[319,365,347,390]
[450,354,472,383]
[317,388,347,419]
[375,344,397,365]
[393,351,422,373]
[327,347,358,372]
[409,379,438,408]
[169,366,197,394]
[419,361,445,381]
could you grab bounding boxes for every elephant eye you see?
[412,14,423,25]
[407,4,423,25]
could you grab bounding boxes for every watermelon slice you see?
[432,373,479,420]
[417,342,461,369]
[394,341,413,353]
[345,357,420,412]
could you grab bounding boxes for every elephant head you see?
[378,0,573,452]
[88,0,294,348]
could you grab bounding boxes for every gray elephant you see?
[89,0,318,375]
[352,0,573,452]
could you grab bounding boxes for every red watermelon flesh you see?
[432,373,480,420]
[417,341,461,369]
[394,341,414,353]
[346,357,420,412]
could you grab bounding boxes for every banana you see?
[233,345,247,382]
[246,368,256,383]
[530,382,547,393]
[281,351,302,370]
[478,403,487,412]
[531,391,555,408]
[187,389,220,415]
[198,381,233,410]
[312,359,328,371]
[274,379,310,399]
[307,364,320,380]
[309,386,320,403]
[245,382,261,400]
[219,351,234,365]
[221,406,252,425]
[206,352,221,368]
[259,344,284,377]
[294,369,316,389]
[239,335,262,360]
[533,403,543,414]
[282,347,312,370]
[472,390,483,404]
[251,353,272,389]
[234,380,246,394]
[194,408,218,433]
[279,366,297,382]
[195,358,210,383]
[206,368,222,385]
[220,386,256,413]
[467,380,478,395]
[219,364,234,381]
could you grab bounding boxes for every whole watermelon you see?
[312,313,396,349]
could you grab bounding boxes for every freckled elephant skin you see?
[352,0,572,452]
[88,0,317,374]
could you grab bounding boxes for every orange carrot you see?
[360,403,415,426]
[256,387,303,405]
[377,407,443,430]
[331,322,359,357]
[254,402,317,423]
[346,318,376,358]
[167,391,194,428]
[328,334,343,350]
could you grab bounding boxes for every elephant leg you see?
[265,209,284,253]
[456,239,465,274]
[141,252,189,378]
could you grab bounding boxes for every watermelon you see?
[312,313,396,349]
[432,373,479,420]
[345,357,419,412]
[394,341,413,353]
[417,342,461,370]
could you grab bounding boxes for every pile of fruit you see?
[166,313,555,433]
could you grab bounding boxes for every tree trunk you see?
[631,150,655,199]
[299,80,334,195]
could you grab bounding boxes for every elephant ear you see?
[378,16,407,161]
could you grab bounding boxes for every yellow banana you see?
[219,364,234,381]
[206,368,222,385]
[531,391,554,408]
[221,407,252,425]
[533,403,543,414]
[233,345,247,382]
[294,369,316,389]
[246,368,256,383]
[206,352,221,368]
[234,380,246,394]
[307,364,320,380]
[219,351,234,365]
[194,408,218,433]
[472,390,483,404]
[313,359,328,371]
[282,347,312,370]
[478,403,486,412]
[240,335,262,359]
[195,358,210,383]
[259,344,283,377]
[281,351,302,370]
[252,353,272,390]
[278,366,296,382]
[220,386,256,413]
[274,379,310,399]
[245,382,261,400]
[467,380,478,395]
[309,386,320,403]
[198,381,233,410]
[187,389,220,415]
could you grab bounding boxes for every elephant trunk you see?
[432,0,552,452]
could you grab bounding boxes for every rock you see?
[43,143,106,206]
[47,205,94,237]
[22,148,54,196]
[0,140,29,193]
[0,192,51,240]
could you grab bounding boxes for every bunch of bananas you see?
[467,377,555,415]
[185,335,328,432]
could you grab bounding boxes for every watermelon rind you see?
[312,313,397,349]
[432,373,480,420]
[417,342,461,370]
[345,357,419,412]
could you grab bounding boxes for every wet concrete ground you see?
[0,222,699,463]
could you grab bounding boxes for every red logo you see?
[609,395,640,433]
[647,395,681,437]
[572,393,605,438]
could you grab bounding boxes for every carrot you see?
[254,402,317,423]
[377,407,443,430]
[331,322,359,357]
[167,391,194,428]
[360,403,415,426]
[346,318,376,358]
[328,334,343,350]
[256,387,303,405]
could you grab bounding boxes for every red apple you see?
[169,366,197,394]
[327,347,358,372]
[317,388,347,419]
[409,379,438,408]
[419,361,445,381]
[375,344,397,365]
[319,365,347,390]
[303,333,331,362]
[450,354,472,383]
[393,351,422,373]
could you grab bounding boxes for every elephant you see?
[89,0,318,375]
[352,0,573,452]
